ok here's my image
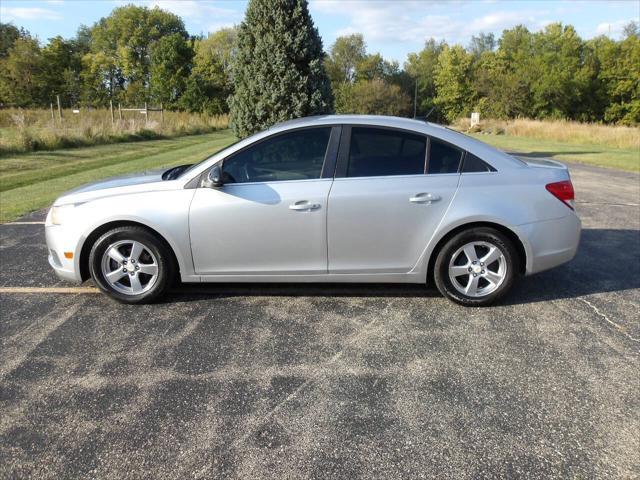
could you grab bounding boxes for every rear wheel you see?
[89,226,174,304]
[434,227,519,306]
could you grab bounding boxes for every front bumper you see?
[516,212,581,275]
[45,224,83,283]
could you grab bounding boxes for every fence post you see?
[56,95,63,123]
[160,103,164,124]
[144,102,148,125]
[118,103,122,121]
[110,100,114,126]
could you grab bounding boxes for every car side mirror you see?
[202,164,223,188]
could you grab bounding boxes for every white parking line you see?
[0,286,99,294]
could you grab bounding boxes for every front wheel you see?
[433,227,519,306]
[89,226,174,304]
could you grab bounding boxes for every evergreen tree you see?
[228,0,333,137]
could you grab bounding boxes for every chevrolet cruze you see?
[46,115,581,306]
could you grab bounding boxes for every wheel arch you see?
[79,220,180,282]
[426,221,528,285]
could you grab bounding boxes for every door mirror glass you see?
[203,164,223,188]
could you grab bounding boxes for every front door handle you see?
[289,201,321,211]
[409,193,441,204]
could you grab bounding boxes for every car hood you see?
[54,168,171,206]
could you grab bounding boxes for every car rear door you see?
[189,126,340,275]
[327,126,461,274]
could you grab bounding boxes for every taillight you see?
[546,180,575,210]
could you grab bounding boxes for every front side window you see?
[347,127,427,178]
[222,127,331,183]
[428,138,463,174]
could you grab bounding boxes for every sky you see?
[1,0,639,62]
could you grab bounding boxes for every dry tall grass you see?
[0,108,229,155]
[454,117,640,150]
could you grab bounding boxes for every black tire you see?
[433,227,519,306]
[89,226,175,304]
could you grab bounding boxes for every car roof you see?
[270,114,443,134]
[270,115,525,169]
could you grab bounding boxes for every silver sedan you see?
[45,115,581,306]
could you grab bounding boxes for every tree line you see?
[0,1,638,133]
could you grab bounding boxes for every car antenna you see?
[413,107,436,123]
[423,107,435,121]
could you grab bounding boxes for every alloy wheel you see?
[448,241,507,298]
[100,239,159,295]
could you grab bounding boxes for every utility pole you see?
[413,79,418,118]
[56,95,63,123]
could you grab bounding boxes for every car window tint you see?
[428,138,463,174]
[462,152,496,172]
[223,128,331,183]
[347,127,426,178]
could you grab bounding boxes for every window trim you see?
[210,125,339,186]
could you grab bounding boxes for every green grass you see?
[469,133,640,172]
[0,130,237,223]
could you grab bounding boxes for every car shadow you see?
[162,228,639,306]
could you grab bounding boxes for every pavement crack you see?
[576,201,639,207]
[577,297,640,344]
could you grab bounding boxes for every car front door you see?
[189,126,339,275]
[327,126,461,274]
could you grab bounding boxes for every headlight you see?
[50,204,75,225]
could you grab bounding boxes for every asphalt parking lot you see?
[1,161,638,479]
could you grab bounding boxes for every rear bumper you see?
[516,213,581,275]
[45,224,83,283]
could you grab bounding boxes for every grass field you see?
[455,117,639,150]
[0,108,229,155]
[469,133,639,172]
[0,130,236,223]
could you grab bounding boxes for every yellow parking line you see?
[0,286,99,294]
[2,221,45,225]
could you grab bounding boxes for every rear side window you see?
[222,127,330,183]
[347,127,426,178]
[462,153,496,173]
[428,138,463,174]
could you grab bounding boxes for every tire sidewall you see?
[434,228,518,306]
[89,227,173,304]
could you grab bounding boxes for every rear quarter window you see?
[462,153,496,173]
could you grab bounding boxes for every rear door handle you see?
[289,201,321,211]
[409,193,441,204]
